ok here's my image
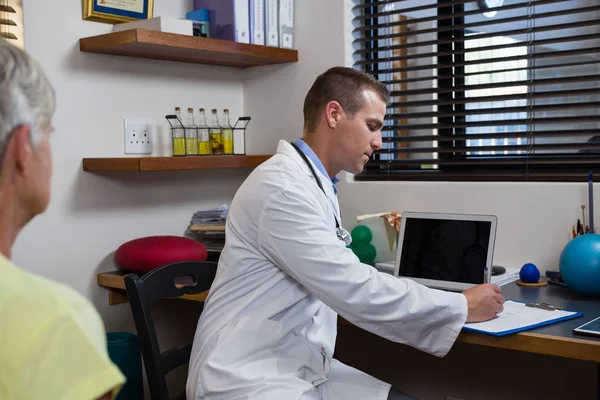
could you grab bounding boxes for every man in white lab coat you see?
[187,67,505,400]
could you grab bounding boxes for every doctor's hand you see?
[462,284,505,323]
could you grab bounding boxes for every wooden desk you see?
[97,272,600,397]
[97,272,600,360]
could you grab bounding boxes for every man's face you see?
[334,89,385,175]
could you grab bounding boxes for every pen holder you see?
[559,234,600,296]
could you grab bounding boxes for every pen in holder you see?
[232,117,251,155]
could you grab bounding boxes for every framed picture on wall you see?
[82,0,154,24]
[1,0,24,49]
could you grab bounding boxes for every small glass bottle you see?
[222,109,233,155]
[172,107,185,156]
[209,108,223,155]
[197,108,211,155]
[185,107,198,156]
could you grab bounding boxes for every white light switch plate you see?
[124,119,153,154]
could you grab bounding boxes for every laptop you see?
[393,212,498,291]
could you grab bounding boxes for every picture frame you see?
[83,0,153,24]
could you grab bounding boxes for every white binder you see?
[250,0,265,45]
[265,0,279,47]
[279,0,294,49]
[234,0,250,43]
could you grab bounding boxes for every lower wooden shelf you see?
[83,154,271,172]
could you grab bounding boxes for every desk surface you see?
[456,281,600,362]
[97,271,600,362]
[501,282,599,340]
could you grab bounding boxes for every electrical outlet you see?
[124,119,153,154]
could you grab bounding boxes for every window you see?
[352,0,600,181]
[465,34,527,156]
[1,0,24,49]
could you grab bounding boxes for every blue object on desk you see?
[519,262,540,283]
[559,233,600,296]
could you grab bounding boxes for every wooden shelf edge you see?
[83,155,271,172]
[79,29,298,68]
[140,154,271,171]
[458,329,600,362]
[79,29,138,52]
[82,157,140,172]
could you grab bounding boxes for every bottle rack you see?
[165,114,251,157]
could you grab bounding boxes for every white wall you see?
[15,0,250,345]
[243,1,348,150]
[13,0,597,397]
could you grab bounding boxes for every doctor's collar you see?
[292,138,339,194]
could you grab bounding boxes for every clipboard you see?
[463,299,583,337]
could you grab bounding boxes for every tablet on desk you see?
[573,315,600,338]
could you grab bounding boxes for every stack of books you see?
[187,204,228,252]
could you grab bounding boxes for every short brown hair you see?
[303,67,389,133]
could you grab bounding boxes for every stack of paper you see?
[463,300,582,336]
[189,204,228,227]
[491,266,520,286]
[187,204,228,251]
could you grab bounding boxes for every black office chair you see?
[124,261,218,400]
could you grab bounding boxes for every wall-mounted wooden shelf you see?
[79,29,298,68]
[82,154,271,172]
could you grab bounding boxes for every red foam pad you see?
[115,236,208,274]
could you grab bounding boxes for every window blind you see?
[1,1,18,41]
[353,0,600,182]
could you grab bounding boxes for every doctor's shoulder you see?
[236,153,322,208]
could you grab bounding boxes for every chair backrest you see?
[124,261,217,400]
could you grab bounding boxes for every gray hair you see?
[0,40,55,152]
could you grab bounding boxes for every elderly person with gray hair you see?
[0,41,125,399]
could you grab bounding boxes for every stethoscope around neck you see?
[290,142,352,246]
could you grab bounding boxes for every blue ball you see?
[519,263,540,283]
[559,234,600,296]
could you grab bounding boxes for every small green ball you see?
[354,243,377,264]
[351,225,373,245]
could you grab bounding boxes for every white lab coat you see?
[187,140,468,400]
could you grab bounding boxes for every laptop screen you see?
[396,216,493,285]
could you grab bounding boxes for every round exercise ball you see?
[354,243,377,264]
[351,225,373,246]
[519,263,540,283]
[559,234,600,296]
